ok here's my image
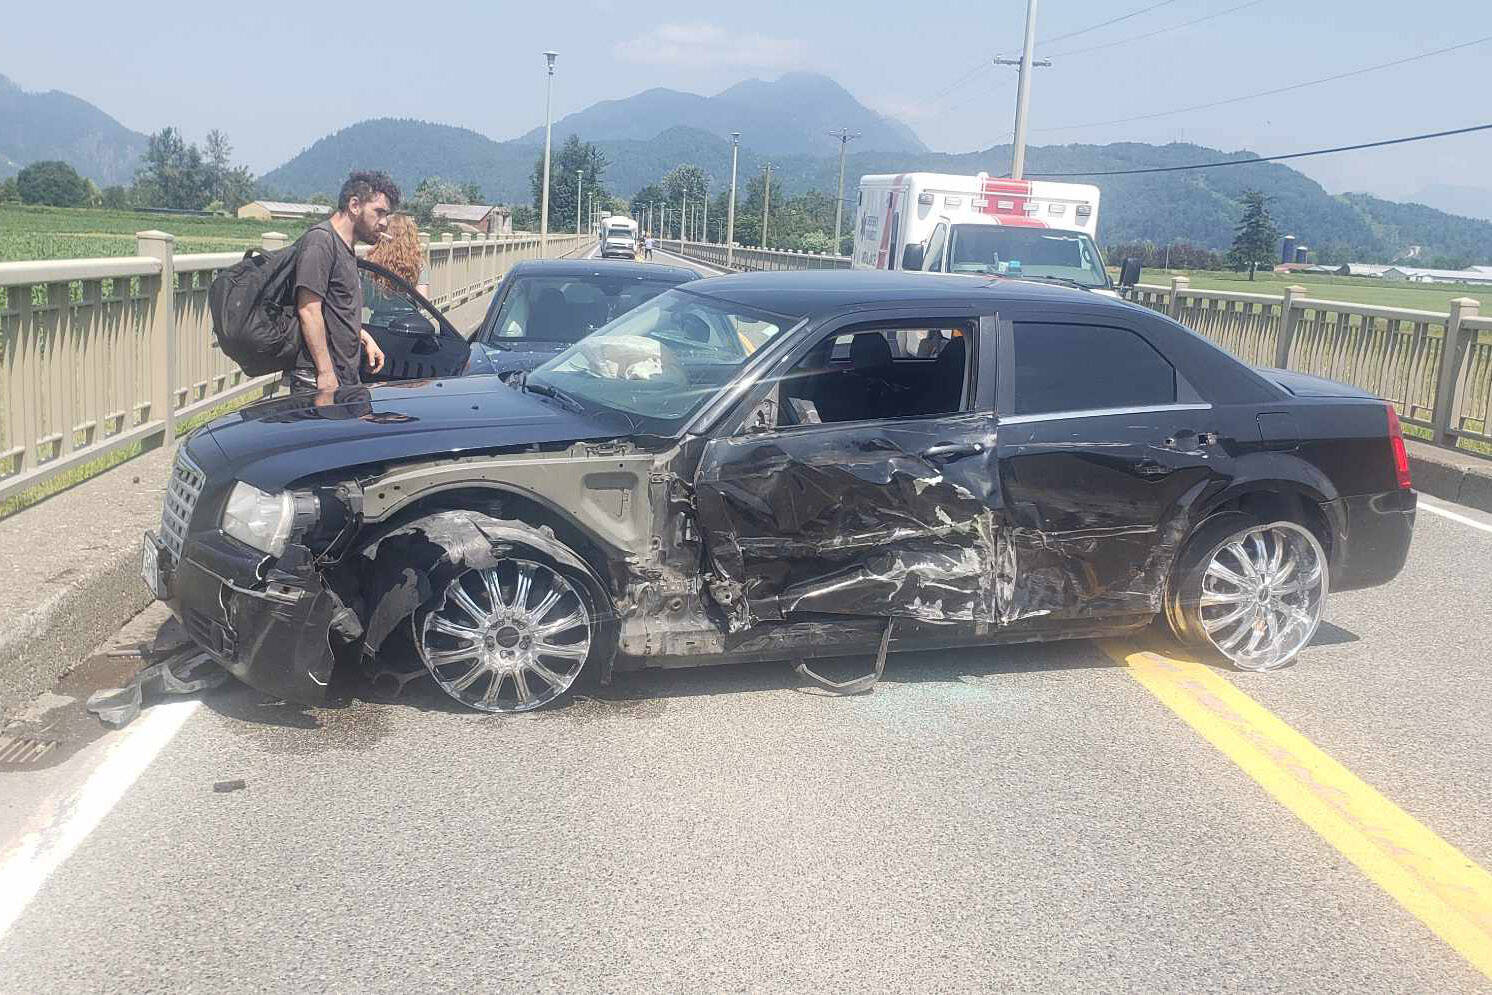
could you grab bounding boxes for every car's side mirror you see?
[1119,257,1143,288]
[387,312,438,337]
[901,243,925,271]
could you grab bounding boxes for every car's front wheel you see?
[1165,513,1329,672]
[383,513,608,713]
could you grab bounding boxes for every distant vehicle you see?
[853,172,1114,294]
[145,271,1414,714]
[465,259,698,379]
[599,216,640,259]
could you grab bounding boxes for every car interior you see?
[772,325,971,426]
[488,277,678,344]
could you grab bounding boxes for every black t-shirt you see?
[293,221,364,385]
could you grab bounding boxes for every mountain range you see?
[4,69,1492,262]
[0,73,148,186]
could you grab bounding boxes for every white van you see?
[852,172,1113,294]
[599,216,639,259]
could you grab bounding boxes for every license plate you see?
[141,532,166,599]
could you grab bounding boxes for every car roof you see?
[678,269,1109,318]
[506,259,696,281]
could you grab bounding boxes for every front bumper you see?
[1321,488,1416,592]
[154,528,342,705]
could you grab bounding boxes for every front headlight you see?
[221,482,295,556]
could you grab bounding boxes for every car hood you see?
[199,376,625,491]
[1254,366,1373,398]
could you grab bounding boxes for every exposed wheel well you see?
[359,487,622,598]
[1203,488,1332,562]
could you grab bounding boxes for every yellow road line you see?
[1102,642,1492,982]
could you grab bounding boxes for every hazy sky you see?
[2,0,1487,201]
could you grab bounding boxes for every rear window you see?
[1013,322,1175,415]
[482,274,681,343]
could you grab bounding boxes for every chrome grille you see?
[160,450,205,565]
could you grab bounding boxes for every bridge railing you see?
[1125,276,1489,455]
[672,240,851,272]
[0,230,591,506]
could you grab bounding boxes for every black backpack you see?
[208,239,305,376]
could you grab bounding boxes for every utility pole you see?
[829,129,859,254]
[726,132,740,268]
[761,162,772,248]
[991,0,1050,179]
[576,169,583,235]
[539,51,558,254]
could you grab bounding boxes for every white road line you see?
[0,699,199,942]
[1417,496,1492,535]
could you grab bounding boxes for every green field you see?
[1127,267,1488,314]
[0,204,315,263]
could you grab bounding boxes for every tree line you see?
[0,126,257,213]
[624,162,850,255]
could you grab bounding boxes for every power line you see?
[1022,122,1492,177]
[926,0,1189,108]
[1037,0,1183,46]
[1033,34,1492,132]
[1045,0,1266,59]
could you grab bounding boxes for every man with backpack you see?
[284,170,401,396]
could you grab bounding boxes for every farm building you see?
[237,201,330,221]
[432,204,512,235]
[1379,266,1492,285]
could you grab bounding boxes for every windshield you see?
[605,225,635,241]
[946,225,1110,288]
[480,274,681,345]
[527,288,787,434]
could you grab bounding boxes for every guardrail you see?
[0,229,592,506]
[1125,277,1490,455]
[671,240,851,272]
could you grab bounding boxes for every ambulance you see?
[851,173,1114,294]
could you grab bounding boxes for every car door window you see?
[360,270,437,334]
[923,223,949,272]
[1012,322,1175,416]
[769,323,973,427]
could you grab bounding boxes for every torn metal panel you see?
[693,413,1003,629]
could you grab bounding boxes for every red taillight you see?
[1386,403,1412,490]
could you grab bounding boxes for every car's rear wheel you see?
[413,539,603,714]
[1166,514,1328,672]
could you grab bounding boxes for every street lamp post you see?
[576,169,583,235]
[761,162,772,249]
[702,185,709,243]
[539,51,558,256]
[680,189,687,251]
[725,132,739,268]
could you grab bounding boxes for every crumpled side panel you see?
[694,416,1001,629]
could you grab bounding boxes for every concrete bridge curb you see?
[1406,439,1492,514]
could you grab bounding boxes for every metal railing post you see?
[1274,285,1304,368]
[1433,297,1480,447]
[136,230,176,441]
[1168,276,1189,322]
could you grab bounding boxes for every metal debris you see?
[85,647,228,728]
[213,779,247,793]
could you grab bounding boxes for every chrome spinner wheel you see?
[1197,521,1327,672]
[418,558,592,713]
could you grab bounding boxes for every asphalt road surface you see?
[0,258,1488,992]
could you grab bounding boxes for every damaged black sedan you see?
[142,271,1415,713]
